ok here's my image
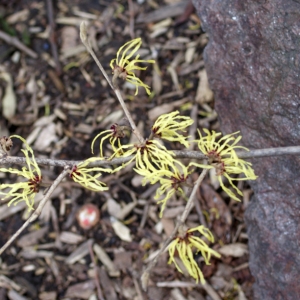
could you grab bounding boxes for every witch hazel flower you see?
[110,138,175,173]
[69,157,111,192]
[168,225,221,284]
[191,129,257,201]
[151,111,194,148]
[136,160,193,217]
[0,135,42,211]
[110,38,155,95]
[91,123,126,157]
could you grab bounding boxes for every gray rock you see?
[192,0,300,299]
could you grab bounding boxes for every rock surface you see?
[192,0,300,299]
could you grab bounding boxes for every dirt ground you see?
[0,0,254,299]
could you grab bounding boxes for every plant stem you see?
[79,22,145,144]
[1,146,300,169]
[141,169,208,291]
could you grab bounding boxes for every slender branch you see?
[0,166,70,256]
[141,169,208,290]
[141,223,179,291]
[128,0,135,39]
[79,22,114,90]
[194,193,207,228]
[46,0,61,74]
[174,146,300,160]
[180,169,208,223]
[0,30,38,59]
[115,89,145,143]
[79,22,145,144]
[1,146,299,169]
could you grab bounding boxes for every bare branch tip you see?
[80,22,88,43]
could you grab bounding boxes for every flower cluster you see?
[168,225,221,284]
[0,135,42,211]
[191,129,257,201]
[136,160,192,217]
[0,137,111,211]
[134,112,194,215]
[69,157,111,192]
[111,139,175,172]
[110,38,155,95]
[91,112,196,215]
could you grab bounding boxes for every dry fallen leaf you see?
[209,167,220,190]
[0,71,16,120]
[185,41,197,64]
[196,69,214,104]
[107,198,122,219]
[93,243,120,277]
[64,280,95,299]
[17,227,48,248]
[152,64,163,95]
[6,9,29,24]
[110,216,132,242]
[161,217,175,236]
[59,231,84,244]
[218,243,248,257]
[34,123,57,151]
[148,98,188,120]
[60,26,78,54]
